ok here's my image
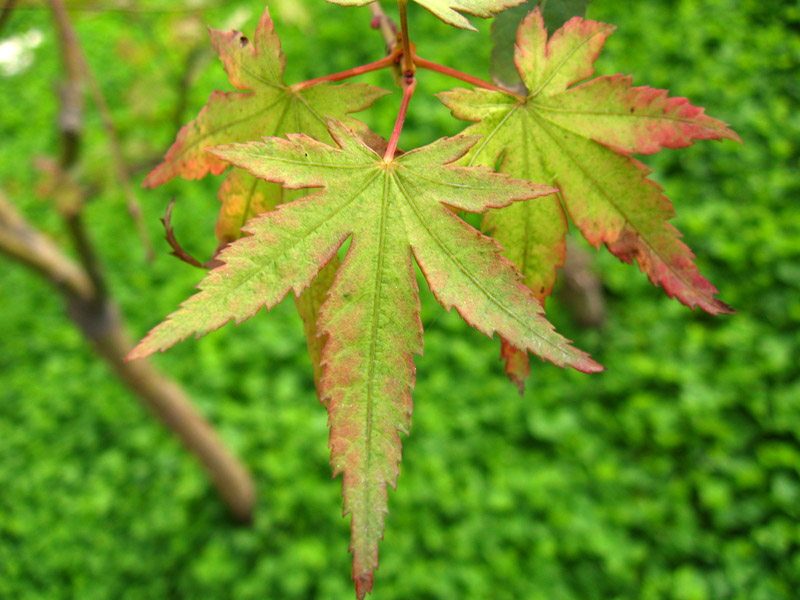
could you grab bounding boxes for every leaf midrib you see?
[466,104,521,168]
[529,23,614,98]
[358,169,393,554]
[168,91,288,164]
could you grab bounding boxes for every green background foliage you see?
[0,0,798,598]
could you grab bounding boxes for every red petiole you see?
[414,56,523,99]
[384,77,416,161]
[294,1,515,162]
[291,52,399,92]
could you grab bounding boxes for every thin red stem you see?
[384,78,416,161]
[414,56,523,99]
[292,53,397,92]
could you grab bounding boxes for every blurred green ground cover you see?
[0,0,798,598]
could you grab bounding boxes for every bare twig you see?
[172,46,213,134]
[48,0,110,301]
[66,212,109,302]
[161,199,207,269]
[368,1,397,52]
[559,239,606,328]
[0,0,260,521]
[397,0,415,76]
[50,0,154,260]
[8,3,224,15]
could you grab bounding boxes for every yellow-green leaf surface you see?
[130,119,601,598]
[440,8,739,386]
[148,7,386,244]
[328,0,526,31]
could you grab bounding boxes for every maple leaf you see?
[328,0,527,31]
[144,7,386,396]
[440,8,739,388]
[144,7,387,186]
[129,119,601,598]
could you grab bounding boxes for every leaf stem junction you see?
[384,77,417,161]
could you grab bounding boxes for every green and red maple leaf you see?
[440,9,739,388]
[134,3,737,598]
[131,120,601,595]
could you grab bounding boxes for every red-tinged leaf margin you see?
[501,338,529,394]
[442,8,739,308]
[439,8,739,389]
[141,7,389,405]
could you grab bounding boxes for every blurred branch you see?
[172,45,213,134]
[0,0,17,36]
[0,181,256,521]
[559,239,606,328]
[0,187,94,302]
[9,2,225,14]
[50,0,108,300]
[50,0,154,261]
[0,1,259,522]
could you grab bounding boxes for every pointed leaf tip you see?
[355,572,374,600]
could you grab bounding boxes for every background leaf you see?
[443,8,738,389]
[491,0,592,90]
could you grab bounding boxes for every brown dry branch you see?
[560,239,606,329]
[368,1,398,53]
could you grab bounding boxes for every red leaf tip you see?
[355,573,374,600]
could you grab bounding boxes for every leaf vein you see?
[171,92,288,164]
[393,171,567,357]
[220,171,379,296]
[467,104,522,167]
[530,24,613,98]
